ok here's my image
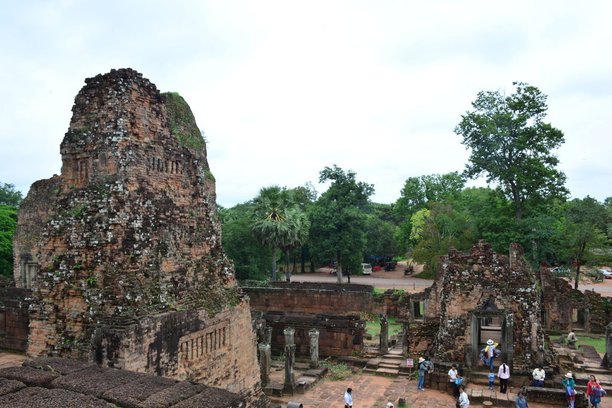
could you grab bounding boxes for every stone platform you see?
[0,357,246,407]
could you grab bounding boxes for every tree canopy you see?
[455,82,567,219]
[0,182,23,207]
[308,165,374,283]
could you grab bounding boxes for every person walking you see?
[417,357,426,391]
[458,385,470,408]
[485,339,499,370]
[448,364,458,396]
[516,391,529,408]
[344,387,353,408]
[562,373,576,408]
[587,374,606,408]
[532,367,545,387]
[497,361,510,394]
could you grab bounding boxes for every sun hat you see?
[418,357,425,363]
[565,372,573,378]
[486,339,494,345]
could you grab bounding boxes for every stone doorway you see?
[470,311,513,367]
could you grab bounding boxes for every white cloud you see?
[1,0,610,206]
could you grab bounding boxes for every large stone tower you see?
[13,69,265,404]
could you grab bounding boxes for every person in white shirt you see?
[344,387,353,408]
[532,367,545,387]
[448,364,459,396]
[497,361,510,393]
[458,385,470,407]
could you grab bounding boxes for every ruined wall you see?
[541,269,610,333]
[426,242,544,368]
[244,282,369,356]
[12,69,265,404]
[245,282,373,316]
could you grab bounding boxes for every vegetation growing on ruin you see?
[163,92,205,151]
[320,358,353,380]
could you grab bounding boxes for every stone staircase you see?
[364,347,410,377]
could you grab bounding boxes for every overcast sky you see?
[1,1,610,207]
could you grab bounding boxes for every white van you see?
[361,263,373,275]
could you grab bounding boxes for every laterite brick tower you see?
[13,68,267,405]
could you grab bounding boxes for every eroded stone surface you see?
[12,68,266,404]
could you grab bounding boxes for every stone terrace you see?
[0,357,245,407]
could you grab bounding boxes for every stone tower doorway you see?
[470,310,514,368]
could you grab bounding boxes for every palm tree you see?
[252,187,310,281]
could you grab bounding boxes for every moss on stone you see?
[162,92,205,151]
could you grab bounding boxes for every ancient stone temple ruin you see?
[12,68,266,405]
[415,242,546,370]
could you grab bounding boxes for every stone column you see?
[264,326,272,346]
[402,320,410,355]
[605,323,612,368]
[309,328,320,368]
[284,343,296,394]
[258,342,270,386]
[284,327,295,347]
[380,315,389,354]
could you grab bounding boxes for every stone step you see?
[382,355,405,362]
[380,358,403,365]
[375,367,399,376]
[379,362,400,369]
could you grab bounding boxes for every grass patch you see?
[320,358,352,381]
[577,335,606,354]
[163,92,205,150]
[365,316,403,338]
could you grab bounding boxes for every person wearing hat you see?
[485,339,499,370]
[417,357,427,391]
[562,373,576,408]
[386,402,395,408]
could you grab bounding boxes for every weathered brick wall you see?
[12,68,265,404]
[0,288,32,352]
[540,269,610,333]
[245,282,373,316]
[426,242,544,366]
[93,300,261,396]
[244,282,370,356]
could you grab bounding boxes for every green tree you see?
[410,203,476,277]
[220,203,272,280]
[308,165,374,283]
[0,205,18,277]
[251,186,310,281]
[394,172,465,253]
[0,182,23,207]
[557,197,608,289]
[455,82,567,220]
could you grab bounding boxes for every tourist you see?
[458,384,470,408]
[386,402,395,408]
[532,366,545,387]
[487,369,495,390]
[567,331,578,347]
[455,372,464,393]
[516,390,529,408]
[497,361,510,394]
[562,372,576,408]
[448,364,458,396]
[417,357,426,390]
[587,374,606,408]
[344,387,353,408]
[485,339,499,370]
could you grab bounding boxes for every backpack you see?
[426,361,434,374]
[592,386,606,398]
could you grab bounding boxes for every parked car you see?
[361,263,372,275]
[598,269,612,279]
